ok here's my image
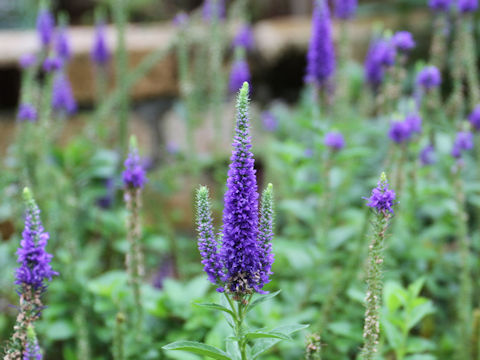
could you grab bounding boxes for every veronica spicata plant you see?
[163,83,307,360]
[4,188,57,360]
[361,173,396,359]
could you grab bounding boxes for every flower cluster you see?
[364,37,396,90]
[458,0,478,13]
[91,22,110,66]
[364,173,396,215]
[420,144,436,166]
[16,188,57,293]
[324,131,345,151]
[52,73,77,115]
[451,131,474,158]
[305,0,336,88]
[334,0,357,19]
[429,0,452,11]
[36,7,55,47]
[392,31,416,53]
[229,57,250,94]
[232,25,254,50]
[416,66,441,91]
[195,83,275,297]
[17,104,38,122]
[122,140,147,189]
[388,113,422,143]
[55,25,71,61]
[468,105,480,130]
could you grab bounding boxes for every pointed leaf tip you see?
[23,187,32,202]
[380,172,387,183]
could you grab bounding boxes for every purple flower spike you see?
[364,173,396,215]
[364,37,396,89]
[324,131,345,150]
[91,23,111,66]
[334,0,357,19]
[36,8,55,47]
[458,0,478,13]
[55,26,71,61]
[305,0,336,88]
[42,57,63,73]
[233,25,254,50]
[196,186,223,286]
[392,31,416,52]
[229,57,250,94]
[52,73,77,115]
[416,66,441,91]
[388,120,411,143]
[203,0,226,22]
[451,131,474,158]
[429,0,452,11]
[405,113,422,134]
[123,138,147,189]
[19,54,37,69]
[468,105,480,130]
[420,144,436,166]
[262,111,278,132]
[16,188,58,293]
[173,12,189,27]
[17,104,38,122]
[221,82,265,295]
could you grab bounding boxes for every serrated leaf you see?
[247,290,281,313]
[162,341,231,360]
[194,302,235,317]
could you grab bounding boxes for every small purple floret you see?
[324,131,345,150]
[458,0,478,13]
[392,31,416,52]
[232,25,254,50]
[19,54,37,69]
[123,147,147,189]
[36,8,55,47]
[262,111,278,132]
[420,145,436,166]
[364,176,396,215]
[17,104,38,122]
[429,0,452,11]
[55,26,71,61]
[52,73,77,115]
[416,66,441,91]
[91,23,111,66]
[451,131,474,158]
[388,121,411,144]
[468,104,480,130]
[334,0,357,19]
[229,58,250,94]
[43,57,63,73]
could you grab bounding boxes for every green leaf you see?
[251,324,309,359]
[244,331,291,341]
[194,302,235,317]
[406,301,435,330]
[247,290,281,313]
[163,341,231,360]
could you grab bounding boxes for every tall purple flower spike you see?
[305,0,336,88]
[364,37,396,90]
[15,188,57,293]
[221,82,265,295]
[55,26,71,61]
[195,186,223,286]
[229,56,250,94]
[451,131,474,158]
[392,31,415,52]
[334,0,357,19]
[36,8,55,47]
[416,66,441,91]
[91,22,111,66]
[468,104,480,130]
[429,0,452,11]
[52,73,77,115]
[420,144,436,166]
[364,173,396,215]
[232,25,254,50]
[203,0,226,21]
[458,0,478,13]
[17,104,38,122]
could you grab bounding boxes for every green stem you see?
[225,293,250,360]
